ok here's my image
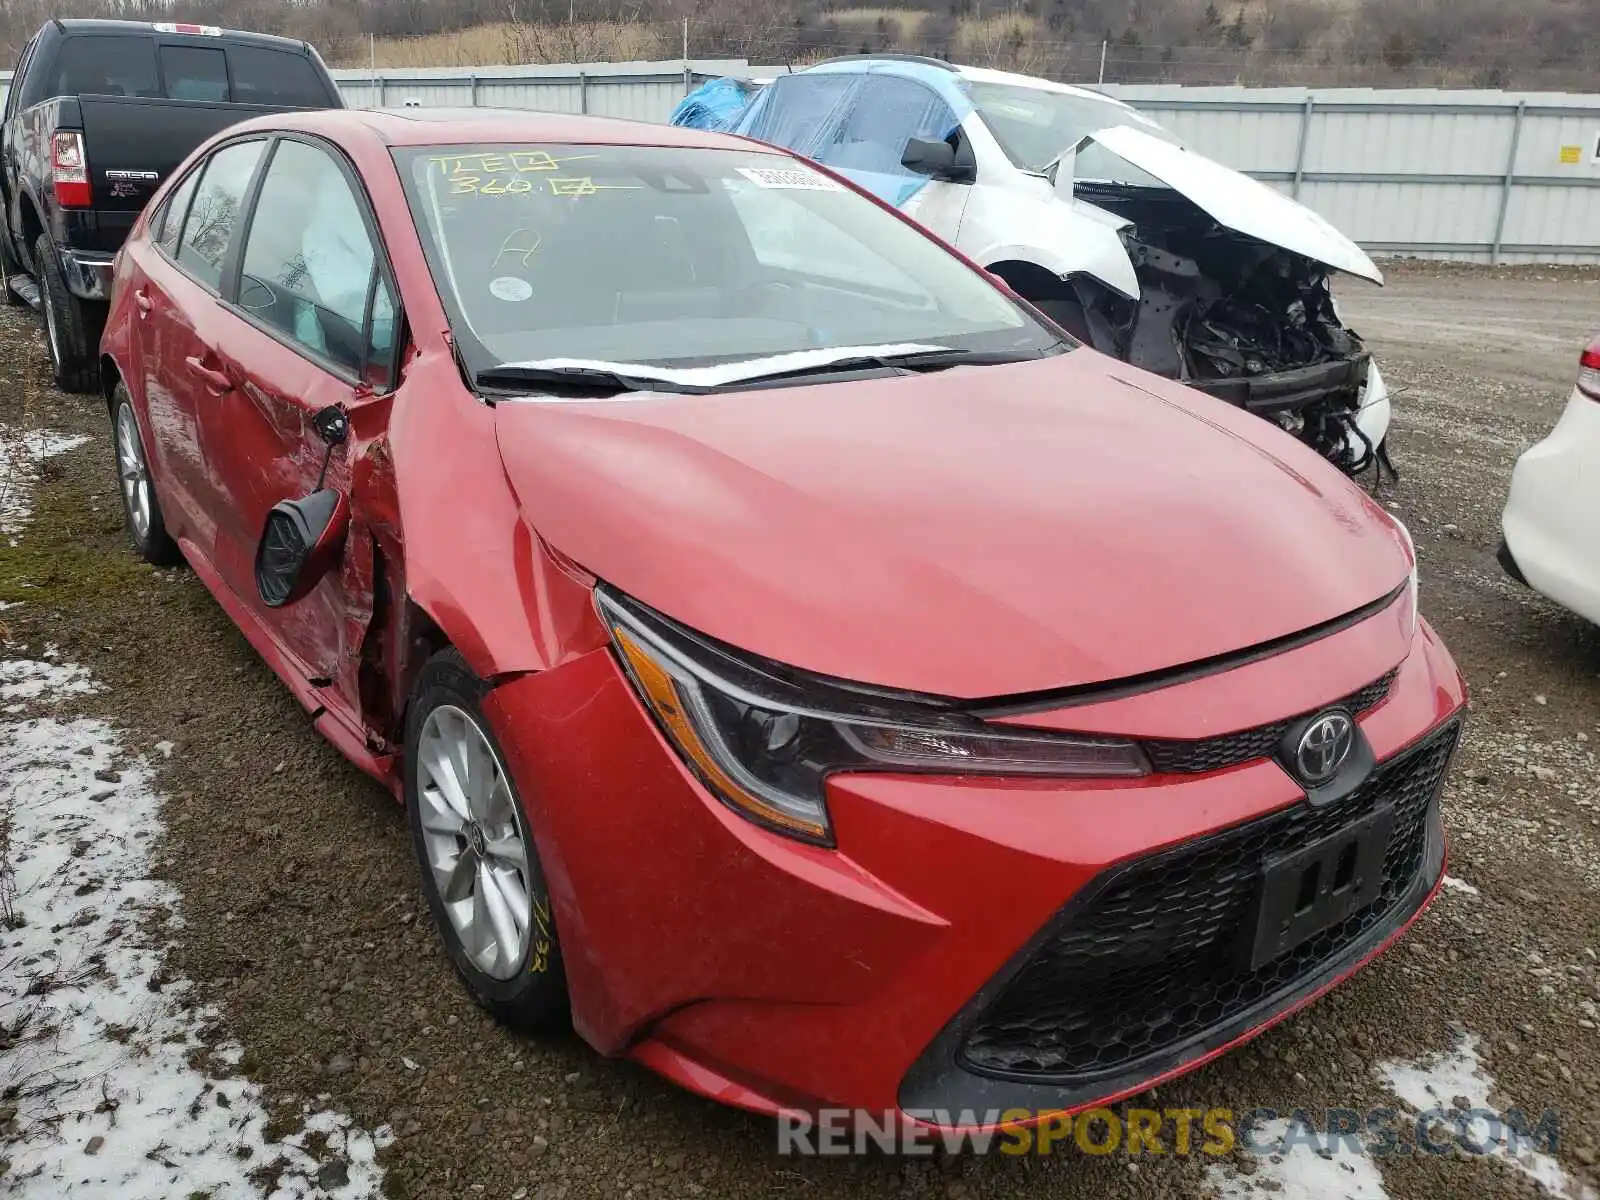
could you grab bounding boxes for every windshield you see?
[393,143,1059,382]
[966,82,1182,185]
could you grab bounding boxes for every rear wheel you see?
[34,234,102,393]
[405,648,569,1032]
[111,383,180,566]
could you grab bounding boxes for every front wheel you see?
[405,648,569,1032]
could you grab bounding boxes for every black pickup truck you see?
[1,19,344,391]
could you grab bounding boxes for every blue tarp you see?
[669,77,760,132]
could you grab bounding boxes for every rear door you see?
[195,134,400,691]
[136,136,269,555]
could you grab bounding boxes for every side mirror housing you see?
[255,488,350,608]
[254,403,352,608]
[901,134,977,185]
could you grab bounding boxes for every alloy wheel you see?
[115,403,152,542]
[415,704,534,980]
[42,277,62,374]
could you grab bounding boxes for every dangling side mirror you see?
[254,404,351,608]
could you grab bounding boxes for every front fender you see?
[389,350,607,683]
[961,185,1141,299]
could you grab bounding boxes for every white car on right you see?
[1499,334,1600,622]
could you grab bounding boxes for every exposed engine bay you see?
[1061,184,1384,476]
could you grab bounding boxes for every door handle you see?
[184,354,235,393]
[133,288,152,314]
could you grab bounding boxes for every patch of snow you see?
[1442,874,1480,896]
[1207,1032,1598,1200]
[1,657,102,703]
[153,740,174,758]
[1379,1035,1595,1200]
[0,429,88,539]
[1205,1116,1390,1199]
[0,660,390,1198]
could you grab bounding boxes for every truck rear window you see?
[52,36,161,99]
[46,35,332,107]
[227,46,332,107]
[161,45,228,103]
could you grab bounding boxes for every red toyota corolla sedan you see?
[100,108,1465,1129]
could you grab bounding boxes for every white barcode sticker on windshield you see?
[736,166,843,192]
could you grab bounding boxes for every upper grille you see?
[1143,669,1398,775]
[959,720,1457,1082]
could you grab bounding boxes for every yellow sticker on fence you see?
[1560,145,1582,164]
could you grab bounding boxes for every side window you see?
[237,140,386,378]
[227,47,334,107]
[741,74,856,159]
[160,45,228,103]
[177,139,266,291]
[153,167,201,254]
[49,35,160,100]
[365,275,398,389]
[824,75,960,180]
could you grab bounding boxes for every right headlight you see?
[596,588,1150,845]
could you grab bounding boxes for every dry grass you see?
[335,21,671,68]
[826,7,931,32]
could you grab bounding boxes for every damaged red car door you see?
[131,137,268,556]
[194,135,401,695]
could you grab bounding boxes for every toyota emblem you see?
[1295,711,1355,784]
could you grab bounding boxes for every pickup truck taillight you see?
[52,131,92,209]
[1578,336,1600,401]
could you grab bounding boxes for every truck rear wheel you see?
[34,234,102,394]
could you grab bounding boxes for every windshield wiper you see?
[725,346,1055,389]
[473,365,711,397]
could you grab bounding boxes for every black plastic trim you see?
[809,53,958,71]
[896,720,1458,1116]
[971,581,1407,718]
[1497,538,1529,587]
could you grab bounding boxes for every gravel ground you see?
[2,261,1599,1200]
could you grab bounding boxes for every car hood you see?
[1068,124,1384,285]
[492,351,1408,700]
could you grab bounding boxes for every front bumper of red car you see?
[482,611,1465,1129]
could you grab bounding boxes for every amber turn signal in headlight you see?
[598,589,1149,846]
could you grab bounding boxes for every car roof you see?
[51,17,313,52]
[228,106,781,152]
[800,56,1135,113]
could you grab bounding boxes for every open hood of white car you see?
[1066,125,1384,285]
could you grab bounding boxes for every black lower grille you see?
[1143,669,1398,775]
[959,721,1457,1082]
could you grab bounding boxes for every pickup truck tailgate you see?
[76,95,295,249]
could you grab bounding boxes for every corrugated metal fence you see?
[3,60,1597,263]
[1097,84,1600,266]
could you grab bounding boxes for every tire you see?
[34,233,102,393]
[0,232,27,308]
[405,648,569,1032]
[110,383,180,566]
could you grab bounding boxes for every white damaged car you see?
[673,57,1393,475]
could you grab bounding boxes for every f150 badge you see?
[105,168,159,199]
